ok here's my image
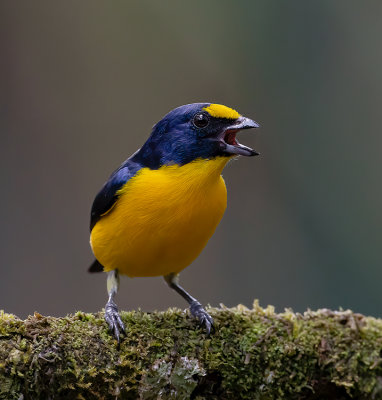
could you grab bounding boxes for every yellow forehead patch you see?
[203,104,240,120]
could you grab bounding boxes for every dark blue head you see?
[132,103,259,169]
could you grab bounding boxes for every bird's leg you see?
[105,269,125,342]
[164,273,214,334]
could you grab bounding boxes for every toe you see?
[115,313,126,335]
[113,320,120,343]
[203,313,214,335]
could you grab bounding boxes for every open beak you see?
[220,116,260,157]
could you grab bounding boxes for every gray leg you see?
[164,273,214,334]
[105,270,125,342]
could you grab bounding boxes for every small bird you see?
[89,103,259,341]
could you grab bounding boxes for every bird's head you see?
[134,103,260,168]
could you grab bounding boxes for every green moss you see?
[1,304,382,399]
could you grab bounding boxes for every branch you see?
[1,302,382,399]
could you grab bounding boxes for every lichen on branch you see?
[1,302,382,399]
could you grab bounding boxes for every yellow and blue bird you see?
[89,103,259,341]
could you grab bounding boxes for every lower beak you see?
[221,116,260,157]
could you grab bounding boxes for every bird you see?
[89,103,260,341]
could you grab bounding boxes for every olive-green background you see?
[1,1,381,319]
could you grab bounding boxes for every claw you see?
[189,300,214,335]
[105,300,125,342]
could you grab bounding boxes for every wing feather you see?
[90,160,141,231]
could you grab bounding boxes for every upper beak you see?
[221,116,260,157]
[234,116,260,130]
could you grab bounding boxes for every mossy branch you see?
[1,303,382,399]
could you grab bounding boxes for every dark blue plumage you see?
[131,103,225,168]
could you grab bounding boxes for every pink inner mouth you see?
[224,129,238,146]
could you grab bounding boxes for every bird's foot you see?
[105,299,126,342]
[190,300,214,335]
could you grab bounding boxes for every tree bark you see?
[1,302,382,399]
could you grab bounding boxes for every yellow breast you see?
[90,157,231,277]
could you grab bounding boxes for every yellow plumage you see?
[203,103,240,120]
[90,157,231,277]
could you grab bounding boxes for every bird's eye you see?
[193,113,209,128]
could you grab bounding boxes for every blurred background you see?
[1,1,381,319]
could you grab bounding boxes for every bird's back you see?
[90,157,230,277]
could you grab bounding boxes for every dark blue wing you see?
[90,159,141,231]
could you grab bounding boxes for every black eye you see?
[193,113,209,128]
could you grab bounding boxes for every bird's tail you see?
[88,259,104,273]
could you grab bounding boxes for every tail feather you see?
[88,259,104,273]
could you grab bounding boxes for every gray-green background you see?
[1,1,381,319]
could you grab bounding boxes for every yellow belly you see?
[90,157,230,277]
